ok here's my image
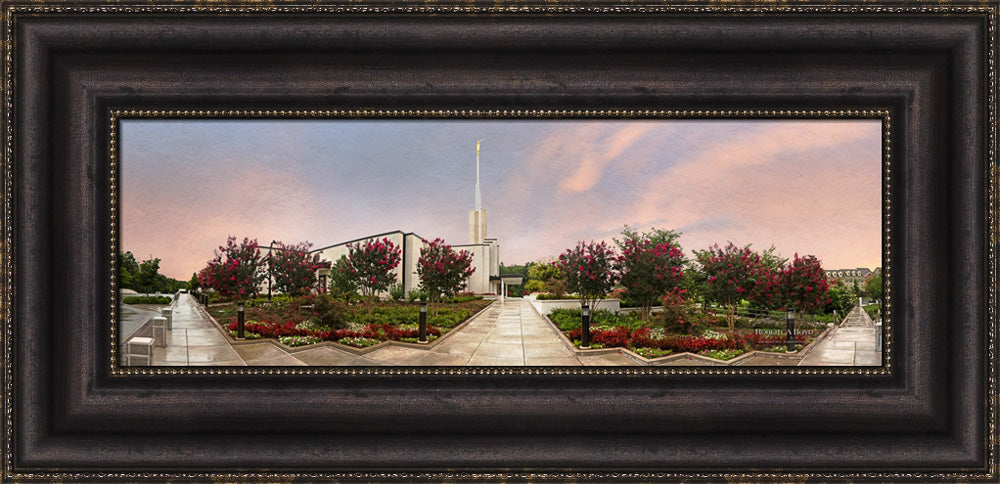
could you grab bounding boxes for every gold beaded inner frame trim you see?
[107,108,894,377]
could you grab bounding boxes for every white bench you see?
[125,336,155,365]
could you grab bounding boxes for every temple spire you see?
[475,139,483,211]
[469,139,487,244]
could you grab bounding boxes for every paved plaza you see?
[125,295,882,367]
[798,304,882,366]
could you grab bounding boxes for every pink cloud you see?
[558,123,658,193]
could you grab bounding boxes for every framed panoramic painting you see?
[2,0,996,482]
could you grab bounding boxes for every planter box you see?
[527,297,620,316]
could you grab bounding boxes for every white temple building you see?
[262,140,501,297]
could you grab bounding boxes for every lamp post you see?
[580,303,591,348]
[786,307,795,352]
[268,240,277,301]
[237,302,246,340]
[418,301,428,343]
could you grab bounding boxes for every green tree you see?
[824,279,856,315]
[118,251,139,289]
[525,261,564,294]
[119,251,187,293]
[188,272,200,292]
[329,255,358,302]
[864,270,883,301]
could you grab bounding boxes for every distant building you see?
[824,267,880,286]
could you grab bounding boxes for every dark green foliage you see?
[548,308,643,332]
[119,250,188,293]
[328,256,359,302]
[312,294,348,329]
[122,295,172,305]
[389,283,405,301]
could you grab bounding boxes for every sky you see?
[121,119,882,280]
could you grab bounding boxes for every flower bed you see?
[558,316,820,358]
[211,296,491,348]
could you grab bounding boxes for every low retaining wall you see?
[527,297,621,316]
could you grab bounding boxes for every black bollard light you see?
[581,304,591,348]
[237,302,245,340]
[786,308,795,352]
[418,301,428,343]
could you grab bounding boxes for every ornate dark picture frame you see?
[1,0,996,481]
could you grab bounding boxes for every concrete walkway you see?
[148,293,246,366]
[362,298,635,366]
[798,305,881,366]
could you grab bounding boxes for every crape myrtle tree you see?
[777,254,831,316]
[267,241,331,297]
[197,236,266,299]
[343,237,401,300]
[417,238,476,306]
[694,242,771,332]
[556,240,618,312]
[748,245,786,311]
[614,227,685,321]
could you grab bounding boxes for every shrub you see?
[536,293,581,301]
[443,293,482,303]
[122,295,172,305]
[633,347,672,359]
[389,283,405,301]
[229,330,263,340]
[407,288,428,303]
[699,348,744,360]
[336,336,381,348]
[312,294,348,329]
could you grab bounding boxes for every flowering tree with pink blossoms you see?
[267,241,331,297]
[416,238,475,305]
[694,242,771,332]
[615,232,685,321]
[556,240,619,312]
[777,254,831,315]
[343,237,401,299]
[197,236,265,299]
